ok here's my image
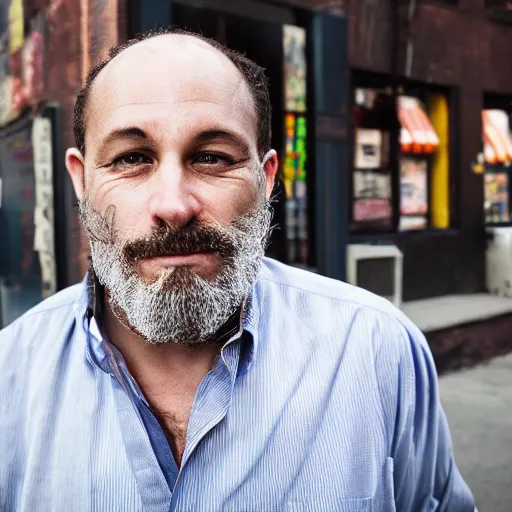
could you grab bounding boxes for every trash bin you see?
[486,226,512,297]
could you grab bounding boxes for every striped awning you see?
[399,96,439,155]
[482,110,512,165]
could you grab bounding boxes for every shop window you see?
[482,108,512,224]
[351,86,451,233]
[398,95,443,231]
[281,25,309,266]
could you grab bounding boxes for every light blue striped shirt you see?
[0,258,474,511]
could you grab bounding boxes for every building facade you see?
[0,0,350,326]
[347,0,512,301]
[4,0,510,326]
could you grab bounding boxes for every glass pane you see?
[0,120,42,327]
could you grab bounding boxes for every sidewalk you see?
[439,354,512,511]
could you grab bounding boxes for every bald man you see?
[0,28,475,511]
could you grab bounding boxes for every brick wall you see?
[44,0,87,283]
[348,0,512,90]
[273,0,344,12]
[35,0,122,284]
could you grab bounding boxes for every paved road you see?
[440,354,512,512]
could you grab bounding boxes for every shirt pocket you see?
[286,457,396,512]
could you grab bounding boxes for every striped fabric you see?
[0,258,474,511]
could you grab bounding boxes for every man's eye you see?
[193,154,234,166]
[112,152,151,168]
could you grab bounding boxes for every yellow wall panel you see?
[428,93,450,229]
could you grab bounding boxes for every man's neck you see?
[103,297,226,391]
[101,289,241,467]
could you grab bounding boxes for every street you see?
[440,354,512,511]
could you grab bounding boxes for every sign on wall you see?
[32,116,56,298]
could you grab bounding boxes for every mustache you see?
[123,220,237,262]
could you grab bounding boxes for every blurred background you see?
[0,0,512,508]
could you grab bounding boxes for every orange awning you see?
[399,96,439,155]
[482,110,512,165]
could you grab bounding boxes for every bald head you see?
[73,27,272,158]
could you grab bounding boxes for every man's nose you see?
[147,159,202,229]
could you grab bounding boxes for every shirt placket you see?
[85,299,245,512]
[168,340,241,511]
[87,320,173,512]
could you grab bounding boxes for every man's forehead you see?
[88,34,254,123]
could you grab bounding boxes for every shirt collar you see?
[78,266,264,378]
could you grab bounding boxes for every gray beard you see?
[78,199,273,346]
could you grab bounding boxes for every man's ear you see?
[66,148,86,202]
[262,149,278,200]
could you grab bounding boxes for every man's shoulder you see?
[0,283,83,340]
[261,258,411,325]
[259,258,427,359]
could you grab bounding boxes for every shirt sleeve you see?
[391,323,476,512]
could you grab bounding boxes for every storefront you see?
[349,71,461,300]
[128,0,349,279]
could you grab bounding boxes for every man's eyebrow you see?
[101,127,149,145]
[193,129,251,152]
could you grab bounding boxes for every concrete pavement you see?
[440,354,512,511]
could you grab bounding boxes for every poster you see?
[353,199,392,222]
[353,170,391,200]
[400,157,428,215]
[484,173,509,224]
[352,170,392,222]
[32,116,56,297]
[283,25,306,113]
[354,129,382,169]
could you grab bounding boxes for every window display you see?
[282,25,309,265]
[283,112,308,264]
[351,87,394,230]
[484,173,510,224]
[351,83,449,233]
[398,96,440,231]
[482,108,512,225]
